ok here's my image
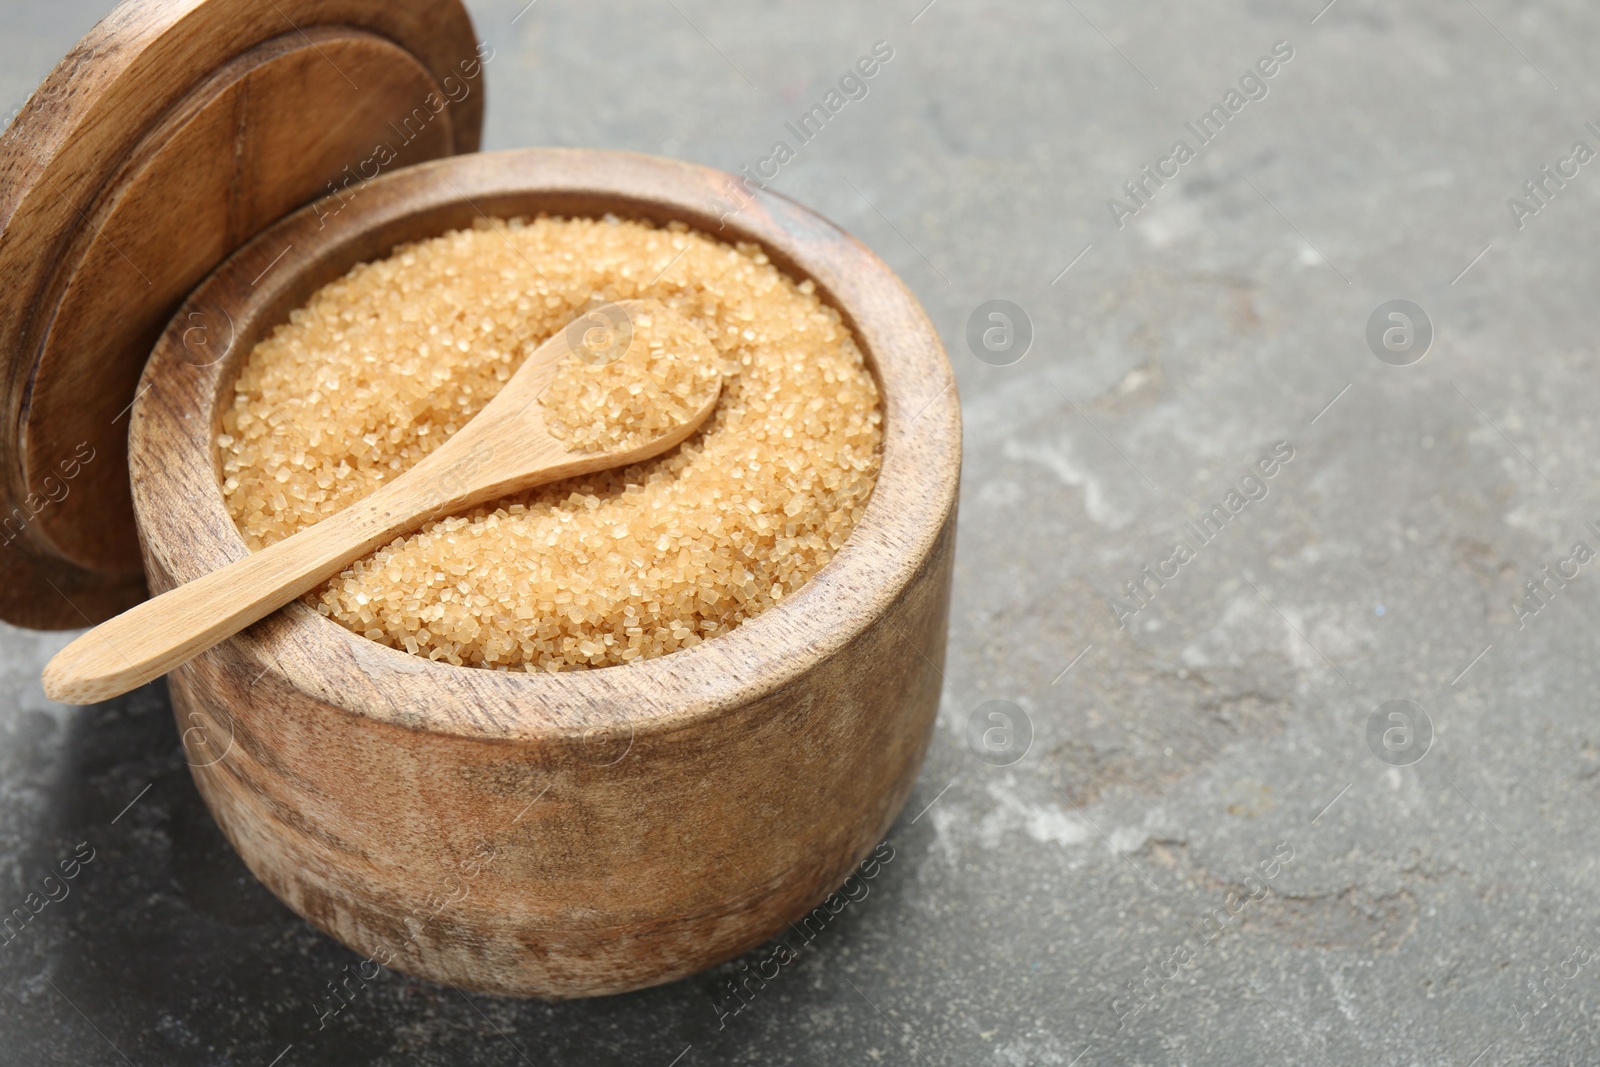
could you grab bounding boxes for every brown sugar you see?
[538,298,721,454]
[218,215,882,671]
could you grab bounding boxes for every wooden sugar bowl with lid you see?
[0,0,960,997]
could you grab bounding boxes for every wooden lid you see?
[0,0,485,629]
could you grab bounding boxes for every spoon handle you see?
[42,482,417,705]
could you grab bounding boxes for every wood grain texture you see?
[0,0,483,628]
[129,148,961,997]
[43,302,720,705]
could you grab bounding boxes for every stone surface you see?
[4,0,1600,1063]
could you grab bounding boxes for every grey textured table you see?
[5,1,1600,1064]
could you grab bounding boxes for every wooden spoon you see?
[43,299,721,705]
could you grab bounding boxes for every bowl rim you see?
[129,147,961,743]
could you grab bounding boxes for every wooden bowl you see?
[127,148,961,998]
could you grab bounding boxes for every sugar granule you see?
[218,215,883,671]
